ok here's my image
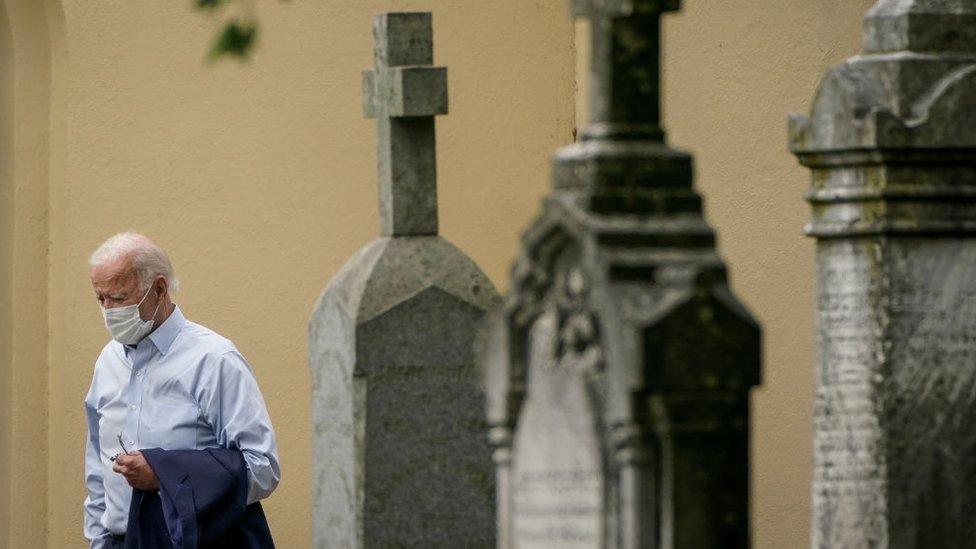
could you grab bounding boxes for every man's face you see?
[90,257,156,320]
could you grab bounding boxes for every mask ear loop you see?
[147,283,163,325]
[138,280,164,325]
[135,284,153,307]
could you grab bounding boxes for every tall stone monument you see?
[309,12,498,548]
[790,1,976,546]
[481,1,761,547]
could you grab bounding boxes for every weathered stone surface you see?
[362,12,447,237]
[482,2,760,548]
[310,12,498,548]
[863,0,976,54]
[790,1,976,546]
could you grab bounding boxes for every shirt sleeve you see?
[83,395,111,546]
[199,349,281,504]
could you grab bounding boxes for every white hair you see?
[89,232,180,292]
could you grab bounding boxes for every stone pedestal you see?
[482,2,761,548]
[309,12,498,548]
[790,1,976,546]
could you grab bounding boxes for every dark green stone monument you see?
[481,1,762,547]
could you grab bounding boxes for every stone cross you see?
[362,12,447,236]
[572,0,679,141]
[310,12,497,549]
[791,0,976,546]
[482,1,760,548]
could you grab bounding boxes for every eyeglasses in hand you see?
[109,432,131,462]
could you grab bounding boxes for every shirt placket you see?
[122,345,149,449]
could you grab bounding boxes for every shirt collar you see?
[146,304,186,356]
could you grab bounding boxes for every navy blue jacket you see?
[124,448,274,549]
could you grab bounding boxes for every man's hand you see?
[112,451,159,491]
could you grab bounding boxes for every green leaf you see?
[195,0,224,10]
[207,21,259,62]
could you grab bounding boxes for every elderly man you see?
[83,232,280,548]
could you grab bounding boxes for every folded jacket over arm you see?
[125,448,274,549]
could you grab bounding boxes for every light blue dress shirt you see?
[83,306,280,548]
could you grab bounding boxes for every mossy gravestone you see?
[791,0,976,546]
[481,1,761,547]
[309,12,497,548]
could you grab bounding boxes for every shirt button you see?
[130,404,137,410]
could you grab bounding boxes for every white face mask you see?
[102,285,161,345]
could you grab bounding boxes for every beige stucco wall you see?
[0,1,60,547]
[661,3,874,546]
[575,1,876,546]
[580,1,877,545]
[0,1,882,548]
[39,1,575,548]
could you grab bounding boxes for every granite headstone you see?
[790,1,976,546]
[482,2,762,547]
[309,12,498,548]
